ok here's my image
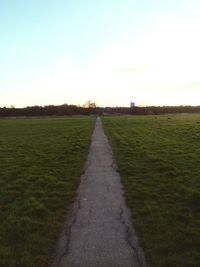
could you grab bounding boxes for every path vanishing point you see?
[51,117,146,267]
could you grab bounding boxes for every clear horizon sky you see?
[1,0,200,107]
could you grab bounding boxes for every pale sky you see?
[0,0,200,107]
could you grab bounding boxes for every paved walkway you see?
[51,117,146,267]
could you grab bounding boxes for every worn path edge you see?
[51,117,146,267]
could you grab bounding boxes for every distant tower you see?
[130,102,135,107]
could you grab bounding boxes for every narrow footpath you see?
[52,117,146,267]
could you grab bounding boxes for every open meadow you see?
[0,116,95,267]
[103,114,200,267]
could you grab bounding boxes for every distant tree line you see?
[1,104,200,117]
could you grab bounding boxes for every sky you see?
[0,0,200,107]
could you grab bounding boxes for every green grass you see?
[0,116,95,267]
[103,114,200,267]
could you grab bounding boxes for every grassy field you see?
[0,116,95,267]
[103,114,200,267]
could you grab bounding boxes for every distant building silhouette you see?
[130,102,135,107]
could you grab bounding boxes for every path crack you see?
[119,205,143,267]
[57,198,81,264]
[82,159,92,181]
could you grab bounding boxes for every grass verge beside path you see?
[0,116,95,267]
[103,114,200,267]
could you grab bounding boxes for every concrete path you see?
[51,117,146,267]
